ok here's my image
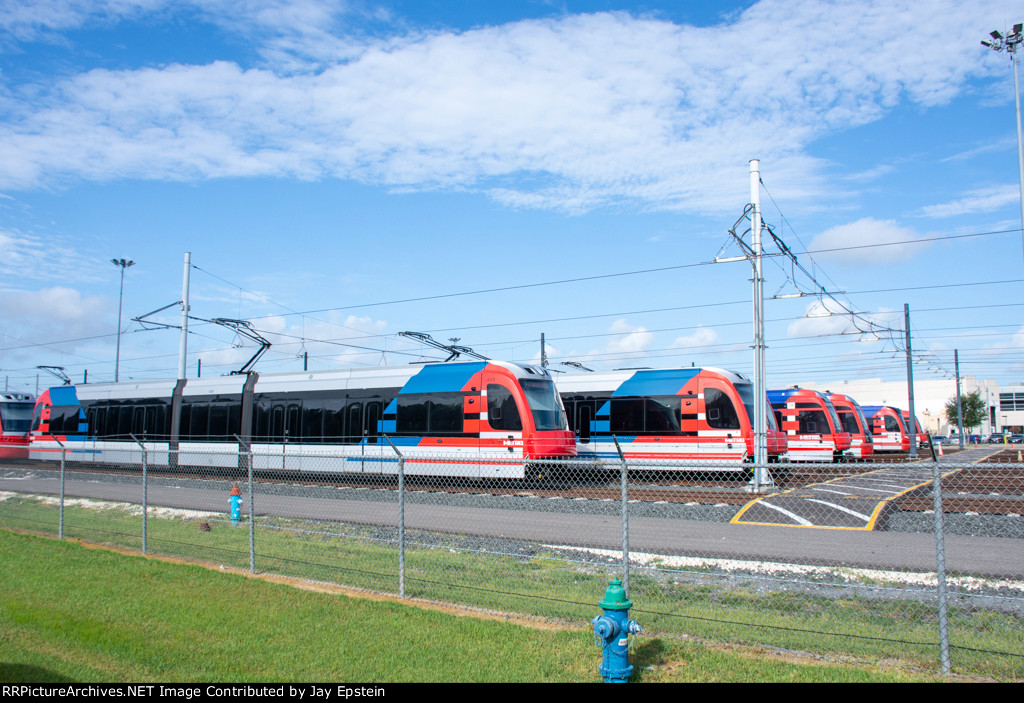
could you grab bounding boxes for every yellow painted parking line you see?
[732,465,964,530]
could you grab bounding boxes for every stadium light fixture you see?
[112,258,135,382]
[981,23,1024,267]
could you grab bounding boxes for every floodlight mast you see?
[982,23,1024,267]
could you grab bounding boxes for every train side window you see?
[704,389,740,430]
[487,385,522,431]
[270,405,285,441]
[430,394,463,433]
[179,404,191,440]
[323,400,344,440]
[397,397,428,434]
[208,404,228,438]
[189,403,209,440]
[227,403,241,439]
[132,407,146,437]
[116,406,132,438]
[365,401,382,443]
[303,401,324,443]
[645,397,680,434]
[610,398,644,434]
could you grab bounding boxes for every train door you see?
[361,400,386,473]
[700,378,746,461]
[481,375,524,474]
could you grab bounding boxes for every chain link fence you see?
[1,443,1021,680]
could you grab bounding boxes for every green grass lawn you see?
[0,529,942,683]
[2,492,1020,681]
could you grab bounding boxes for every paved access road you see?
[1,466,1020,578]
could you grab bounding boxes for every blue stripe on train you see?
[49,386,80,405]
[612,368,699,397]
[399,362,488,395]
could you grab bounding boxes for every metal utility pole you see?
[982,24,1024,267]
[750,160,768,485]
[178,252,191,380]
[111,258,135,382]
[955,350,965,448]
[904,304,917,458]
[540,333,548,368]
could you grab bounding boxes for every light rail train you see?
[556,366,787,469]
[861,405,911,452]
[827,392,874,460]
[0,392,35,459]
[902,410,927,448]
[28,361,576,479]
[767,387,852,462]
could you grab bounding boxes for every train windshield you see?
[836,409,860,435]
[0,402,34,433]
[735,383,756,425]
[520,379,567,431]
[821,396,842,432]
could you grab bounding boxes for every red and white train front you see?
[0,392,35,459]
[828,393,874,460]
[768,388,852,462]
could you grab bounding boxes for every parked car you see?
[931,435,949,445]
[987,433,1007,444]
[1009,434,1024,445]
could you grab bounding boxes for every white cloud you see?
[805,217,930,264]
[0,287,111,347]
[605,318,654,356]
[671,325,718,349]
[0,0,1017,212]
[918,185,1021,218]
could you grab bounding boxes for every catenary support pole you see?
[178,252,191,380]
[955,350,965,449]
[750,160,769,488]
[905,304,917,458]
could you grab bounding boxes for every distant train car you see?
[0,392,35,459]
[861,406,910,452]
[901,410,927,448]
[768,388,852,462]
[28,361,576,479]
[556,366,787,469]
[827,393,874,460]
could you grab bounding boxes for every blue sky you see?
[1,0,1022,396]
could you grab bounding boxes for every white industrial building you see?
[787,376,1021,436]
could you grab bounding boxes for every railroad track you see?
[7,454,1021,514]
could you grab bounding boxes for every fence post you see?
[130,435,147,554]
[48,434,66,540]
[383,435,405,599]
[612,435,629,597]
[932,457,951,675]
[235,435,256,574]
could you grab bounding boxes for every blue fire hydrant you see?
[592,578,641,683]
[229,484,243,526]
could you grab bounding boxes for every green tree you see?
[943,389,986,432]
